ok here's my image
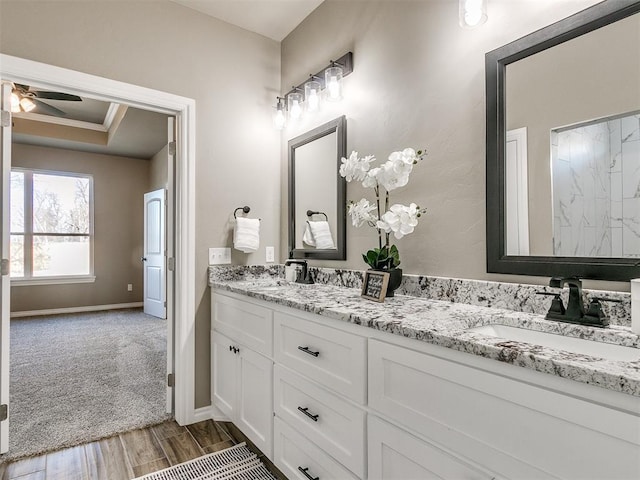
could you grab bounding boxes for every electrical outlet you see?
[209,247,232,265]
[265,246,275,263]
[127,284,133,292]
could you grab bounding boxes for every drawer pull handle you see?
[298,346,320,357]
[298,466,319,480]
[297,406,319,422]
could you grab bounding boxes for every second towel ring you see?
[307,210,328,221]
[234,206,251,218]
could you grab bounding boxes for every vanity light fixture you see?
[304,75,322,113]
[459,0,487,28]
[325,61,344,102]
[273,96,286,130]
[288,87,304,121]
[273,52,353,130]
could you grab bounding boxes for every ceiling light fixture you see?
[459,0,487,28]
[272,51,353,130]
[10,92,20,113]
[19,96,37,113]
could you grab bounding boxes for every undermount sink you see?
[468,324,640,362]
[253,282,313,291]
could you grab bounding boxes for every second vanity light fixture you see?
[273,51,353,130]
[459,0,488,28]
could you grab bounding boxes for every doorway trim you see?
[0,54,197,425]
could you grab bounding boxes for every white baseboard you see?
[180,404,228,425]
[10,302,144,318]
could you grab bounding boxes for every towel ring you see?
[306,210,328,221]
[234,206,250,218]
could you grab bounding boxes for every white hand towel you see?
[303,223,316,247]
[234,217,260,253]
[307,220,335,249]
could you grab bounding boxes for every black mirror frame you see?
[486,0,640,281]
[288,115,347,260]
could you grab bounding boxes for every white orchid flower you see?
[339,151,375,182]
[376,203,423,239]
[348,198,378,227]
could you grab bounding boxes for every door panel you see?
[165,117,175,414]
[1,81,12,453]
[211,330,237,419]
[143,189,165,319]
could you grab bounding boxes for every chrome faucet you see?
[538,276,620,327]
[284,259,314,284]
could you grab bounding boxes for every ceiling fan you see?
[11,83,82,117]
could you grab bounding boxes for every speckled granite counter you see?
[210,277,640,397]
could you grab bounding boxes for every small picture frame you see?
[361,270,390,302]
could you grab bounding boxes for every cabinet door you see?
[368,416,494,480]
[237,346,274,458]
[211,330,237,420]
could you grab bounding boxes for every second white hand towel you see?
[308,220,335,249]
[234,217,260,253]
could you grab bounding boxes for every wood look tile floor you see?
[0,419,274,480]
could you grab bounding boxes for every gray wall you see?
[11,143,149,312]
[0,0,281,409]
[280,0,633,291]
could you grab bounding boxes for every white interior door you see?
[143,189,166,319]
[0,81,12,453]
[505,127,530,256]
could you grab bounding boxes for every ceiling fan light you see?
[10,92,20,113]
[20,97,36,113]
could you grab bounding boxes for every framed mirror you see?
[288,116,346,260]
[486,0,640,280]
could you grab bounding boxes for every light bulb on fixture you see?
[273,96,286,130]
[304,76,322,113]
[459,0,487,28]
[325,63,343,102]
[19,97,36,113]
[10,92,20,113]
[288,89,303,121]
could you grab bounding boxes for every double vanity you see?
[209,266,640,480]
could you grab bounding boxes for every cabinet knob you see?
[298,466,319,480]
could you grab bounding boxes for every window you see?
[10,169,94,284]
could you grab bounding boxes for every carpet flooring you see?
[0,309,170,462]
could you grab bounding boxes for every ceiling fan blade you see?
[33,91,82,101]
[32,98,67,117]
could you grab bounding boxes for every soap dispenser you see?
[631,279,640,334]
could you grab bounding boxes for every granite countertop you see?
[210,278,640,397]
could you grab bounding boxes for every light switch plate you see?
[265,246,275,263]
[209,247,231,265]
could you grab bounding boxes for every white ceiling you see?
[170,0,324,41]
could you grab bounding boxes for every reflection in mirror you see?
[486,1,640,280]
[294,132,338,250]
[288,116,346,260]
[551,111,640,258]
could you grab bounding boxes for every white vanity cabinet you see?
[368,338,640,480]
[211,293,274,457]
[273,310,368,479]
[212,289,640,480]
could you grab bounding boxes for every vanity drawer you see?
[274,365,366,478]
[274,417,360,480]
[212,292,273,357]
[273,311,366,403]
